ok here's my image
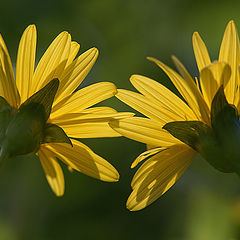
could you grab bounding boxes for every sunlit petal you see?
[52,111,134,138]
[0,34,20,107]
[192,32,211,72]
[44,139,119,182]
[127,144,195,211]
[54,48,99,105]
[65,41,80,68]
[16,25,37,103]
[130,74,196,121]
[200,61,231,107]
[147,57,210,124]
[109,117,180,147]
[38,146,64,196]
[219,20,240,103]
[30,31,71,95]
[51,82,117,119]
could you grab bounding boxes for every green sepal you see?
[0,96,12,112]
[163,121,211,152]
[163,86,240,175]
[0,110,13,144]
[0,97,14,144]
[43,123,72,146]
[3,109,45,157]
[211,85,230,124]
[0,96,13,164]
[20,78,59,122]
[207,86,240,173]
[0,79,60,159]
[211,85,239,130]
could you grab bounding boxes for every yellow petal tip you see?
[59,31,71,40]
[130,162,137,169]
[129,74,137,80]
[126,196,141,212]
[109,170,120,182]
[27,24,36,30]
[228,20,235,25]
[90,47,99,57]
[192,31,199,39]
[225,20,237,32]
[171,55,177,61]
[56,192,64,197]
[147,56,160,64]
[146,56,153,61]
[129,74,141,84]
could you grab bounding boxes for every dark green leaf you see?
[163,121,211,151]
[43,123,72,146]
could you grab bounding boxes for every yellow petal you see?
[200,61,231,107]
[0,34,20,108]
[194,77,201,92]
[148,57,210,124]
[130,74,196,121]
[38,146,64,196]
[51,112,134,138]
[52,111,134,124]
[51,106,118,122]
[192,32,211,72]
[50,106,132,138]
[61,122,122,138]
[65,41,80,68]
[30,31,71,95]
[146,145,157,150]
[219,20,240,103]
[127,144,195,211]
[54,48,99,105]
[43,139,119,182]
[116,89,175,125]
[131,147,164,168]
[109,117,180,147]
[171,55,196,85]
[51,82,117,119]
[16,25,37,103]
[77,106,118,114]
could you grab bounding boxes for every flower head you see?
[0,25,130,196]
[110,20,240,211]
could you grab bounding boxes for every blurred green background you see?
[1,0,240,239]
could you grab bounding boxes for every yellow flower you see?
[110,20,240,211]
[0,24,130,196]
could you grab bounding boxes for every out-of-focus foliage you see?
[0,0,240,239]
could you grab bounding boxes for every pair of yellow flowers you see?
[0,21,239,211]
